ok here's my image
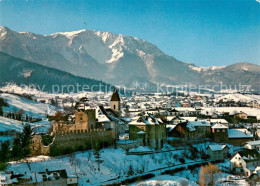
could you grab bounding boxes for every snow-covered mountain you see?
[0,26,259,91]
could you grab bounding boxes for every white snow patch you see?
[189,65,226,72]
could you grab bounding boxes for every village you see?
[0,86,259,185]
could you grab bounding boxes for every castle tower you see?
[110,88,121,117]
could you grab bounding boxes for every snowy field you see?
[135,175,197,186]
[201,107,260,120]
[0,84,109,101]
[6,144,213,185]
[215,93,260,103]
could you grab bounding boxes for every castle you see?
[30,88,122,156]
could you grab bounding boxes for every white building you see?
[245,140,260,153]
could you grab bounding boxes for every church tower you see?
[110,88,121,117]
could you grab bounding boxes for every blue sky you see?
[0,0,259,66]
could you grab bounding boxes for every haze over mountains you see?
[0,26,259,92]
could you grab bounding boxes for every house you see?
[211,123,228,143]
[210,119,229,127]
[245,140,260,153]
[167,108,179,116]
[248,166,260,185]
[181,103,191,108]
[207,144,229,161]
[186,120,211,139]
[228,129,254,145]
[230,149,260,177]
[168,120,211,140]
[167,122,188,138]
[36,169,77,186]
[195,96,202,101]
[234,111,248,119]
[129,114,166,149]
[99,106,121,139]
[211,113,218,119]
[0,169,78,185]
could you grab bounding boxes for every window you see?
[217,129,220,132]
[222,129,225,132]
[114,105,116,109]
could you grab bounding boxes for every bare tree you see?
[199,163,221,186]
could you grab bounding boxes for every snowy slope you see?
[0,93,58,132]
[0,93,56,118]
[6,145,209,185]
[201,107,260,119]
[136,175,197,185]
[0,116,23,132]
[216,93,260,103]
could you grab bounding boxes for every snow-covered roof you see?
[166,124,178,132]
[228,129,253,139]
[208,144,228,151]
[246,140,260,146]
[129,115,163,126]
[188,120,211,127]
[166,116,176,121]
[175,107,196,112]
[186,120,210,132]
[137,130,146,134]
[181,117,197,122]
[211,123,228,129]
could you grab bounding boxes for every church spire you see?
[110,87,121,101]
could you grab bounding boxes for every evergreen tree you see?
[20,124,32,157]
[12,137,22,160]
[0,106,3,116]
[0,141,10,162]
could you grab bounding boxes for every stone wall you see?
[50,128,114,155]
[30,135,50,156]
[53,109,96,134]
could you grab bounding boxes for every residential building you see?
[234,111,248,119]
[211,123,228,143]
[245,140,260,153]
[230,149,260,177]
[228,129,254,145]
[207,144,229,161]
[129,114,166,149]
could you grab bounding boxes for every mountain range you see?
[0,26,259,92]
[0,52,112,93]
